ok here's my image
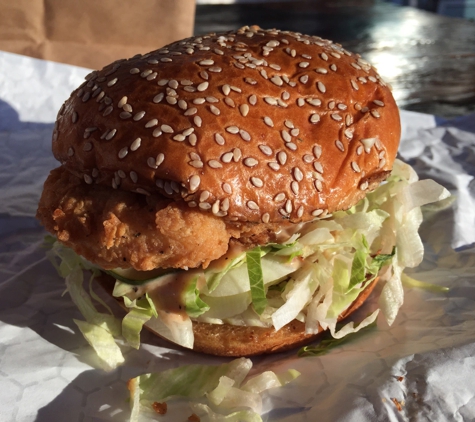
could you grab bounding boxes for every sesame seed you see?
[67,147,74,157]
[351,80,359,91]
[344,129,354,139]
[223,97,235,108]
[130,171,138,183]
[247,201,259,210]
[233,148,242,162]
[258,145,273,156]
[153,93,164,103]
[274,192,286,202]
[351,161,361,173]
[335,140,345,152]
[222,84,231,96]
[188,133,198,146]
[303,154,313,163]
[208,160,222,169]
[299,75,309,84]
[200,190,210,202]
[239,104,250,117]
[331,113,342,122]
[373,100,385,107]
[130,138,141,151]
[134,111,146,121]
[130,68,140,74]
[297,98,305,107]
[194,116,202,127]
[312,145,322,160]
[291,181,299,195]
[199,202,211,210]
[281,130,291,143]
[83,142,93,151]
[239,129,251,141]
[320,52,328,61]
[357,145,364,155]
[313,161,324,173]
[328,101,336,109]
[243,157,258,167]
[120,111,132,119]
[251,177,264,188]
[166,96,177,105]
[123,104,132,112]
[263,116,274,127]
[312,209,323,217]
[245,78,257,85]
[160,58,172,63]
[107,78,118,87]
[337,103,347,110]
[249,95,257,106]
[371,109,381,118]
[293,167,303,182]
[268,162,280,171]
[209,104,221,116]
[315,67,328,74]
[221,152,233,163]
[105,129,117,140]
[189,160,203,168]
[199,59,214,66]
[215,133,225,145]
[317,81,326,93]
[160,124,173,133]
[226,126,239,134]
[299,62,310,68]
[222,183,232,194]
[282,91,290,101]
[184,107,197,116]
[290,128,299,137]
[173,134,185,142]
[145,119,158,128]
[310,114,321,124]
[359,181,369,190]
[262,213,270,223]
[221,198,230,211]
[297,206,304,218]
[178,100,188,111]
[84,174,93,184]
[284,120,294,129]
[307,98,322,106]
[270,76,283,86]
[103,106,113,116]
[212,200,221,215]
[264,97,278,106]
[314,180,323,192]
[285,200,293,213]
[147,72,157,81]
[277,151,287,165]
[260,69,268,79]
[197,81,209,92]
[152,128,162,138]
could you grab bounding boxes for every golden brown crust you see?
[51,26,400,225]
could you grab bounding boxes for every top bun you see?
[52,26,400,224]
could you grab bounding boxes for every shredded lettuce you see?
[128,358,300,422]
[246,247,267,315]
[298,320,378,356]
[45,159,451,368]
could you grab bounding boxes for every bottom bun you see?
[97,274,378,357]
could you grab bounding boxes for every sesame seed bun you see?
[51,25,400,225]
[40,25,400,356]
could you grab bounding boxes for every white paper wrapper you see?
[1,50,475,421]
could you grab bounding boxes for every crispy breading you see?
[37,167,288,271]
[37,167,235,270]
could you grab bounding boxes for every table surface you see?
[195,0,475,118]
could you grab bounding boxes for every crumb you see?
[152,402,167,415]
[397,376,404,382]
[188,413,200,422]
[391,397,404,412]
[382,397,387,403]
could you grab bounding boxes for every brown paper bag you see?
[0,0,196,70]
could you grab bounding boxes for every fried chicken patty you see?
[37,167,286,271]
